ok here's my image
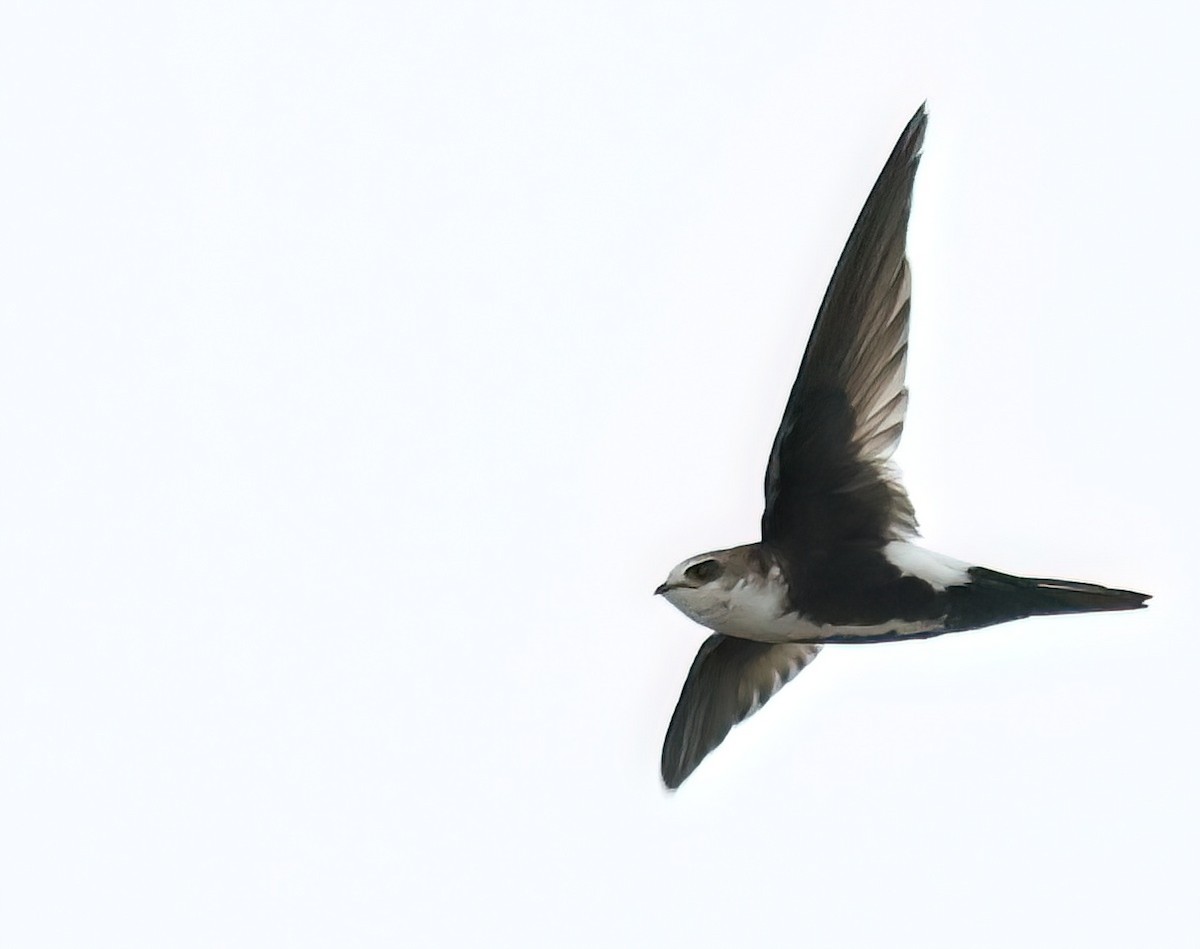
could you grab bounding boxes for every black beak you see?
[654,582,670,596]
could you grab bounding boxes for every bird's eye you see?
[685,559,721,583]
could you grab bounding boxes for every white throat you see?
[664,562,797,642]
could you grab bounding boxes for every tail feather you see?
[946,566,1150,632]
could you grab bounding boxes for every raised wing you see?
[661,635,822,789]
[762,105,927,554]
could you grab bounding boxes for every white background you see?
[2,2,1195,946]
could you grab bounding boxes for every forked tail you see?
[945,567,1150,632]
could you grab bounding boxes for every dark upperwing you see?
[761,105,927,566]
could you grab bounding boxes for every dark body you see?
[773,541,1146,642]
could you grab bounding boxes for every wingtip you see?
[660,754,690,791]
[902,102,929,151]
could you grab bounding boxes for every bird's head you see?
[654,548,755,628]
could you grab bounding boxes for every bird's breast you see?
[701,575,809,642]
[690,574,946,644]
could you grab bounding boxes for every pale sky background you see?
[2,2,1197,946]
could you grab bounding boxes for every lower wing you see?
[661,635,821,789]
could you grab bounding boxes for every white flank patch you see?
[882,541,971,592]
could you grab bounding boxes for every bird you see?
[654,104,1149,790]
